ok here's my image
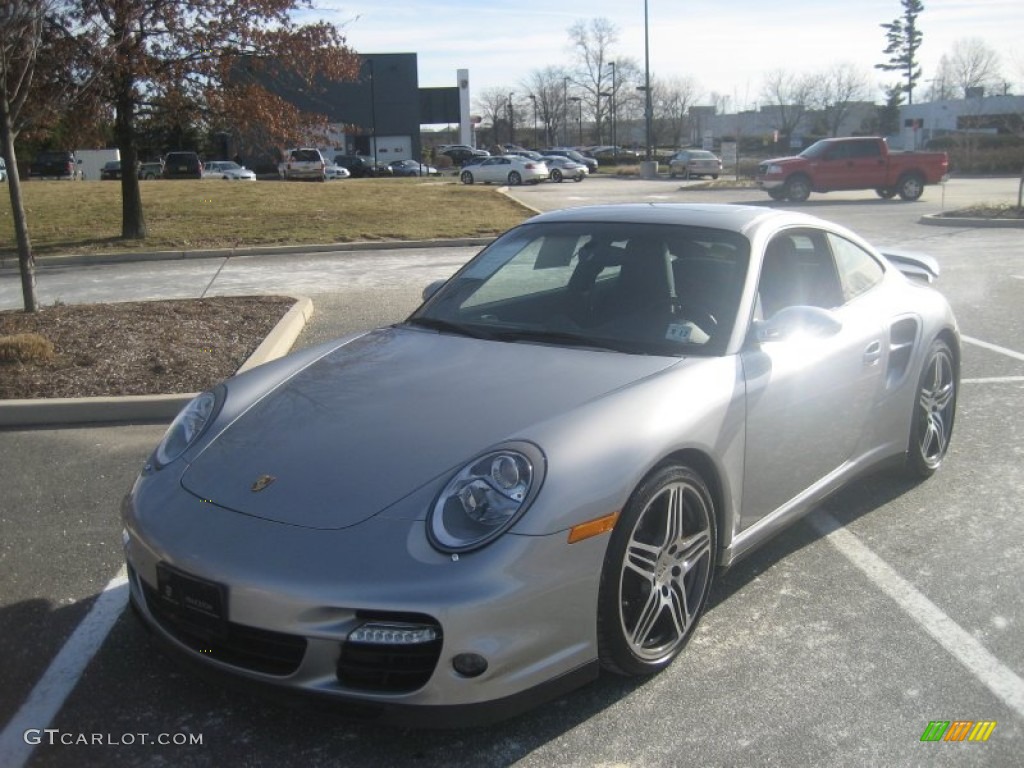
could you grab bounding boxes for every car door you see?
[739,228,886,529]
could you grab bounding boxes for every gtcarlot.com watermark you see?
[23,729,203,746]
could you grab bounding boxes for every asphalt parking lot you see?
[1,178,1022,766]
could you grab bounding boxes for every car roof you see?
[525,203,829,235]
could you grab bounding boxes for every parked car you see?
[202,160,257,181]
[161,151,203,179]
[755,136,949,202]
[542,148,598,173]
[29,150,77,179]
[439,146,489,166]
[459,155,549,186]
[587,146,639,162]
[541,155,588,182]
[278,148,326,181]
[324,164,351,180]
[333,154,393,178]
[138,161,164,180]
[668,150,722,180]
[100,160,122,180]
[122,203,959,725]
[389,159,440,177]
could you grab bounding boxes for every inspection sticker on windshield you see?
[665,323,692,342]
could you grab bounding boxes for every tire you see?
[876,187,897,199]
[598,464,717,677]
[711,174,719,180]
[897,173,924,201]
[907,338,957,478]
[573,174,584,182]
[784,175,811,202]
[551,169,563,183]
[766,189,787,201]
[508,171,522,186]
[460,171,474,185]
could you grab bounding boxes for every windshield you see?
[411,221,750,356]
[799,140,830,159]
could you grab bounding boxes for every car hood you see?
[181,327,678,530]
[761,156,804,168]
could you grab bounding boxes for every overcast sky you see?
[308,0,1023,110]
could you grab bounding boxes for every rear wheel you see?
[551,169,563,183]
[897,173,924,201]
[460,171,474,185]
[508,171,522,186]
[907,338,957,478]
[598,464,716,676]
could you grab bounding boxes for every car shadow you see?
[708,466,922,609]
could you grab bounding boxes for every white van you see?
[278,148,326,181]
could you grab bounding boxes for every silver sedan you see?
[123,204,959,725]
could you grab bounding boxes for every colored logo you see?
[920,721,996,742]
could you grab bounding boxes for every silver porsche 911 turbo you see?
[123,203,959,725]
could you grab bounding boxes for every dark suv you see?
[29,151,76,179]
[333,154,393,178]
[161,151,203,179]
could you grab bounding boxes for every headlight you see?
[766,164,782,175]
[428,443,545,553]
[153,390,220,468]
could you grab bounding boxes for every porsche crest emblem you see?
[250,474,277,493]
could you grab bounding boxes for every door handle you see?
[863,341,882,365]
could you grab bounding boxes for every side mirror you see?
[753,305,842,343]
[422,279,447,302]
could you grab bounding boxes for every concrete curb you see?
[0,296,314,428]
[919,213,1024,228]
[0,238,495,271]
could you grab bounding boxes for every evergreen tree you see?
[875,0,925,104]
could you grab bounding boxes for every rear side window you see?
[827,234,885,301]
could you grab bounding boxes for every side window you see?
[758,230,844,318]
[827,234,885,301]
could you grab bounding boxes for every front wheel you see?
[766,188,788,201]
[897,173,924,201]
[507,171,522,186]
[784,175,811,202]
[876,187,897,199]
[460,171,474,185]
[907,338,957,478]
[598,464,717,677]
[573,174,584,182]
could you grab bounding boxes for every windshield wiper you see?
[404,317,496,340]
[488,328,631,352]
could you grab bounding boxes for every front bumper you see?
[122,484,608,722]
[755,177,785,190]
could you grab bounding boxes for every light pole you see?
[599,92,612,144]
[607,61,617,150]
[507,92,514,147]
[368,58,378,167]
[562,77,570,146]
[643,0,653,161]
[569,97,582,145]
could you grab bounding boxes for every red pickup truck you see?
[755,137,948,202]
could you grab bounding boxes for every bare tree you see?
[818,62,871,136]
[566,18,619,144]
[945,37,1003,97]
[520,66,572,147]
[760,69,819,144]
[475,86,515,147]
[654,75,699,148]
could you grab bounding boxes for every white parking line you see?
[962,335,1024,363]
[962,376,1024,384]
[811,513,1024,719]
[0,568,128,768]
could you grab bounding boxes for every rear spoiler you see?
[881,249,940,283]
